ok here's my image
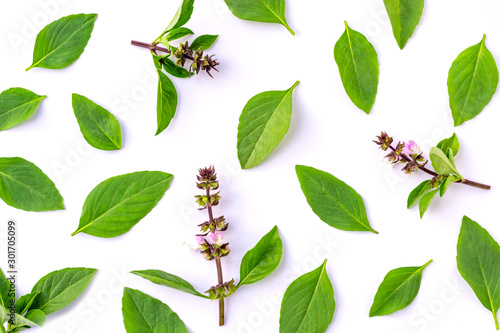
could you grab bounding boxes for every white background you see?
[1,0,500,332]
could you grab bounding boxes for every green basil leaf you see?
[224,0,294,35]
[72,93,122,151]
[15,292,40,315]
[369,260,432,317]
[238,225,283,287]
[29,268,97,315]
[418,189,438,219]
[153,55,178,135]
[159,56,191,79]
[0,157,64,212]
[157,0,195,41]
[26,14,97,71]
[0,268,13,309]
[72,171,173,238]
[296,165,377,233]
[131,270,209,299]
[0,305,7,325]
[0,88,46,131]
[429,147,461,177]
[122,288,188,333]
[165,27,194,42]
[237,81,299,169]
[383,0,424,49]
[13,309,45,328]
[407,180,432,209]
[334,21,379,114]
[457,216,500,330]
[190,34,218,50]
[448,35,499,126]
[440,174,460,197]
[437,133,459,157]
[280,260,335,333]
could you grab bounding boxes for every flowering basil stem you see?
[130,166,283,327]
[374,132,490,218]
[195,166,232,326]
[129,0,219,135]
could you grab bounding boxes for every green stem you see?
[284,23,295,36]
[493,310,499,330]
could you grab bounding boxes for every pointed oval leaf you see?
[418,189,438,218]
[238,225,283,287]
[72,171,173,238]
[153,55,178,135]
[334,21,379,114]
[13,309,46,328]
[165,27,194,42]
[72,93,122,151]
[0,88,46,131]
[0,305,7,325]
[122,288,188,333]
[280,260,335,333]
[15,292,40,315]
[159,56,191,79]
[237,81,299,169]
[437,133,459,157]
[0,268,12,309]
[190,34,218,51]
[224,0,295,35]
[26,14,97,70]
[407,180,432,209]
[369,260,432,317]
[296,165,377,233]
[383,0,424,49]
[429,147,461,177]
[29,268,97,315]
[158,0,195,39]
[448,35,499,126]
[131,270,209,299]
[0,157,64,212]
[457,216,500,330]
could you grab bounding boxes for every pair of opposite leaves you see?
[121,216,500,333]
[0,87,122,151]
[0,267,96,332]
[334,1,498,127]
[123,225,284,331]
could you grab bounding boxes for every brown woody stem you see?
[131,40,196,61]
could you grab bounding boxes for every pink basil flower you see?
[197,231,224,247]
[403,140,420,155]
[206,231,223,245]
